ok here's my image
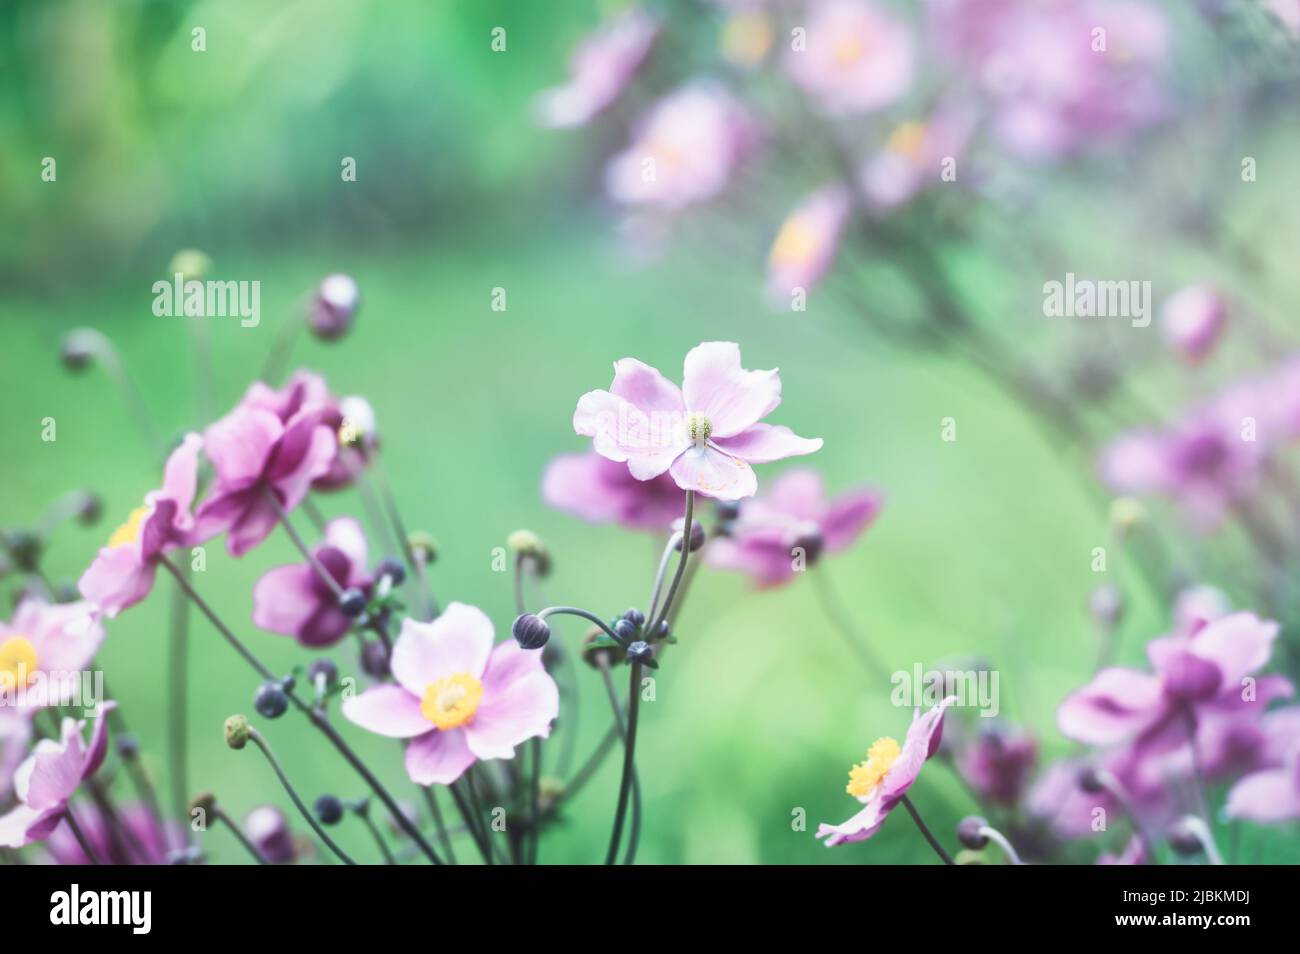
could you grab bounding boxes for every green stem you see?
[249,729,357,865]
[604,660,643,865]
[212,807,269,864]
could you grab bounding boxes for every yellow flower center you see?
[108,505,150,548]
[0,636,39,692]
[721,12,774,67]
[769,213,821,269]
[845,736,900,797]
[887,122,928,161]
[832,32,870,68]
[420,672,484,730]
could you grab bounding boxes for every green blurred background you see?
[3,0,1297,864]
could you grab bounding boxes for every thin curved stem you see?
[63,807,103,865]
[810,568,891,682]
[248,730,356,865]
[598,659,643,866]
[978,824,1024,865]
[212,807,269,864]
[646,531,684,625]
[357,810,397,865]
[649,491,694,635]
[605,660,643,865]
[538,606,626,645]
[901,796,954,866]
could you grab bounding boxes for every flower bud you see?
[116,733,140,761]
[623,608,646,628]
[1078,767,1106,794]
[59,330,100,372]
[1167,816,1206,857]
[957,815,989,850]
[582,627,625,669]
[70,490,103,526]
[338,395,377,450]
[512,613,551,650]
[224,714,251,750]
[407,531,438,564]
[715,499,741,523]
[507,530,552,577]
[245,805,296,864]
[308,659,339,691]
[254,680,289,719]
[190,792,217,816]
[612,618,638,644]
[673,519,706,553]
[338,587,368,619]
[168,248,212,283]
[375,557,406,586]
[5,531,42,573]
[626,640,654,665]
[307,273,360,342]
[314,794,345,826]
[1088,583,1124,630]
[360,640,390,678]
[1109,496,1146,535]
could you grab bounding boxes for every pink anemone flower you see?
[816,697,955,846]
[341,603,559,786]
[535,8,660,128]
[192,388,337,557]
[78,433,202,617]
[45,802,177,865]
[783,0,914,114]
[0,600,105,717]
[1161,284,1227,364]
[706,468,881,585]
[0,704,114,848]
[574,341,823,500]
[1224,706,1300,824]
[766,185,852,304]
[253,517,371,648]
[542,450,684,532]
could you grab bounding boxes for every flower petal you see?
[815,799,887,847]
[1188,612,1279,687]
[682,342,781,438]
[466,671,559,760]
[1057,668,1165,746]
[823,488,884,552]
[252,565,322,637]
[404,728,476,786]
[1225,767,1300,823]
[669,444,757,500]
[341,685,431,738]
[574,388,689,478]
[609,357,685,414]
[323,517,368,584]
[712,423,822,464]
[204,408,283,490]
[390,602,495,696]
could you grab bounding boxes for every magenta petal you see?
[342,686,431,739]
[1187,612,1279,687]
[0,804,60,849]
[466,671,559,760]
[226,492,281,557]
[1225,767,1300,823]
[390,603,495,696]
[323,517,368,583]
[1057,668,1165,746]
[204,407,283,490]
[669,444,757,500]
[81,702,116,781]
[681,342,781,438]
[823,488,883,552]
[712,423,822,464]
[404,728,477,786]
[270,425,337,511]
[159,433,204,518]
[252,564,322,637]
[77,546,154,619]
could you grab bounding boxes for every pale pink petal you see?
[158,433,204,517]
[1057,668,1165,746]
[669,444,757,500]
[815,799,887,846]
[404,728,477,786]
[574,388,689,478]
[1188,612,1279,687]
[481,638,547,693]
[466,671,559,760]
[713,423,822,464]
[77,545,154,619]
[323,517,368,583]
[681,342,781,438]
[252,565,325,637]
[390,603,495,696]
[1225,767,1300,823]
[609,357,685,415]
[204,408,283,490]
[0,804,58,849]
[757,468,827,522]
[341,685,430,739]
[823,488,884,552]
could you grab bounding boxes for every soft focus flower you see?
[933,0,1168,160]
[0,715,30,801]
[766,185,851,303]
[1161,284,1227,364]
[78,433,202,617]
[720,9,775,68]
[706,468,880,584]
[1057,612,1290,767]
[193,379,338,556]
[535,9,659,128]
[342,603,559,785]
[816,697,954,846]
[605,85,758,209]
[1224,706,1300,823]
[860,110,974,209]
[957,724,1038,807]
[783,0,913,114]
[307,274,360,341]
[245,805,298,863]
[542,450,684,531]
[574,342,823,500]
[253,517,371,648]
[0,705,114,848]
[1170,584,1230,637]
[45,802,175,865]
[0,600,104,717]
[1097,834,1149,865]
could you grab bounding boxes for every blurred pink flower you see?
[0,705,114,848]
[1170,584,1231,637]
[816,697,954,846]
[542,450,684,531]
[1097,834,1149,865]
[45,801,176,865]
[605,85,758,209]
[239,370,366,492]
[0,715,30,802]
[0,599,104,717]
[933,0,1168,160]
[253,517,371,648]
[1161,284,1227,364]
[766,185,851,304]
[706,468,881,584]
[1058,613,1290,766]
[1224,706,1300,823]
[342,603,558,786]
[78,433,202,617]
[957,724,1038,807]
[783,0,913,114]
[245,805,298,863]
[860,110,974,209]
[193,389,337,557]
[573,342,823,500]
[535,9,659,128]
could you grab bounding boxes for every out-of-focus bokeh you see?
[3,0,1300,864]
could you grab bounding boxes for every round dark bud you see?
[407,531,437,564]
[714,499,741,523]
[957,816,990,850]
[626,640,654,664]
[116,733,140,760]
[314,794,345,826]
[279,674,296,693]
[5,531,43,573]
[512,613,551,650]
[308,659,339,690]
[376,558,406,586]
[338,587,368,618]
[612,618,638,644]
[652,620,671,642]
[59,331,98,372]
[360,640,390,678]
[673,520,706,553]
[1167,817,1204,857]
[190,792,217,816]
[254,681,289,719]
[73,491,103,526]
[623,608,646,628]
